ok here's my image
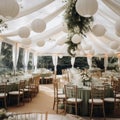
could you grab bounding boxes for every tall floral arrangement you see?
[80,70,91,86]
[64,0,94,56]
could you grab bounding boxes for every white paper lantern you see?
[71,34,82,44]
[37,40,45,47]
[75,0,98,17]
[18,27,30,38]
[109,41,119,49]
[77,44,82,50]
[0,0,19,18]
[31,19,46,33]
[80,50,85,56]
[91,24,106,36]
[115,19,120,37]
[22,39,31,45]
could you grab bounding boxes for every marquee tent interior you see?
[0,0,120,58]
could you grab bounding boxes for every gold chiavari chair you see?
[53,79,65,113]
[89,85,105,120]
[64,84,82,115]
[8,80,25,106]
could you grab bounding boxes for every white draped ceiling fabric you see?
[0,0,119,67]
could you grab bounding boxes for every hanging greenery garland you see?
[64,0,94,56]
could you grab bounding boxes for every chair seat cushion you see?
[89,99,103,104]
[116,93,120,98]
[9,91,23,95]
[24,88,32,91]
[58,94,65,98]
[104,97,120,102]
[0,93,7,97]
[67,98,82,103]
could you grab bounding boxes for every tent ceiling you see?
[0,0,120,57]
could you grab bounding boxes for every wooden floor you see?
[7,84,120,120]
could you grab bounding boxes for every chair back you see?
[33,76,40,86]
[53,80,59,98]
[64,84,78,101]
[0,82,7,95]
[19,80,25,91]
[90,85,105,100]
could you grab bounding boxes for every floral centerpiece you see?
[80,71,91,86]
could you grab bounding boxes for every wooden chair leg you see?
[103,104,106,120]
[53,99,55,110]
[90,104,93,119]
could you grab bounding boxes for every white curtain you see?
[12,43,20,74]
[0,42,2,55]
[104,56,108,71]
[87,56,92,69]
[23,49,30,73]
[71,57,75,68]
[33,53,38,71]
[118,57,120,69]
[52,55,58,78]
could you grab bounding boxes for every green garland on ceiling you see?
[64,0,94,57]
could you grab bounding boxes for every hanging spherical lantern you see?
[75,0,98,17]
[77,44,82,50]
[18,27,30,38]
[80,50,85,56]
[37,40,45,47]
[109,41,119,49]
[115,19,120,37]
[31,19,46,33]
[71,34,82,44]
[22,39,31,45]
[0,0,20,19]
[91,24,106,36]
